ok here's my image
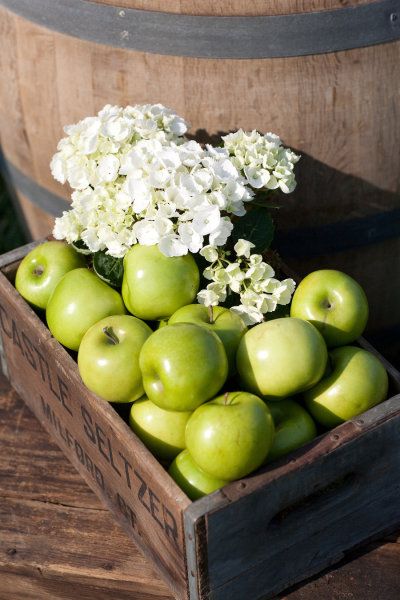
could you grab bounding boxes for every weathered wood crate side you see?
[0,244,191,600]
[184,363,400,600]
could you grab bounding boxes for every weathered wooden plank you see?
[0,239,41,268]
[2,368,400,600]
[0,497,167,594]
[0,574,167,600]
[0,497,172,600]
[0,372,99,508]
[280,538,400,600]
[0,261,191,599]
[202,404,400,599]
[0,370,173,599]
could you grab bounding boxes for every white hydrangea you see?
[51,105,299,266]
[200,245,219,262]
[51,104,188,191]
[222,129,300,194]
[197,239,296,326]
[197,282,227,307]
[53,183,137,257]
[234,238,255,258]
[53,134,254,258]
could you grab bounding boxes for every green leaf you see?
[230,208,275,254]
[93,251,124,288]
[71,239,92,255]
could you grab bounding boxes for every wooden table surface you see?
[1,370,399,600]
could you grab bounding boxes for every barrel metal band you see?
[3,157,400,255]
[0,0,399,58]
[3,160,70,217]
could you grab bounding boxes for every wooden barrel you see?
[0,0,399,358]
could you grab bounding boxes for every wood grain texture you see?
[0,249,191,599]
[280,535,400,600]
[200,397,400,599]
[0,575,169,600]
[89,0,374,17]
[0,371,173,600]
[0,2,399,347]
[0,242,41,269]
[1,367,400,600]
[1,3,398,212]
[17,192,54,240]
[0,376,98,509]
[0,498,172,597]
[0,7,31,170]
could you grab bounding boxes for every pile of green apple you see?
[15,241,389,500]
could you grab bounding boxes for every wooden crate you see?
[1,240,400,600]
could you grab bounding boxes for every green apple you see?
[157,319,169,329]
[139,323,228,412]
[290,270,369,348]
[122,244,200,320]
[304,345,388,428]
[237,318,328,400]
[185,391,275,480]
[78,315,152,403]
[266,399,317,462]
[15,241,86,310]
[46,268,126,351]
[169,450,229,500]
[168,304,247,376]
[129,397,192,461]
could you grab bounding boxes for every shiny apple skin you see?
[290,269,369,348]
[168,304,247,376]
[129,398,192,461]
[266,399,317,462]
[122,244,200,320]
[15,241,86,309]
[304,346,388,428]
[185,391,275,481]
[78,315,152,403]
[237,318,328,400]
[46,268,126,351]
[169,450,229,500]
[139,323,228,412]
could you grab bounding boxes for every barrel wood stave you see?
[90,0,377,17]
[0,0,399,350]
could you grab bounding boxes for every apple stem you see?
[208,305,214,324]
[224,392,230,405]
[103,326,119,345]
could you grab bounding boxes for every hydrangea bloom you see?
[51,105,298,321]
[53,135,254,257]
[197,240,296,325]
[51,104,188,191]
[52,106,300,260]
[222,129,300,194]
